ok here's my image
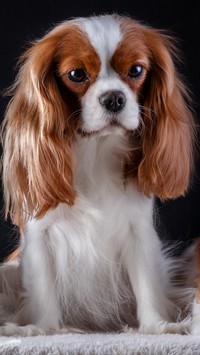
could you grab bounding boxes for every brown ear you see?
[2,28,76,228]
[137,29,196,200]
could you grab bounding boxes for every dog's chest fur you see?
[53,134,141,329]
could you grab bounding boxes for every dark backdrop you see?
[0,0,200,260]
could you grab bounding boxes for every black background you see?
[0,0,200,260]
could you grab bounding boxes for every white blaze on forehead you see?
[74,15,122,73]
[67,15,140,133]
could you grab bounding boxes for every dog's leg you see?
[0,220,62,336]
[123,219,189,334]
[0,199,99,336]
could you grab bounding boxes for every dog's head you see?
[2,14,195,226]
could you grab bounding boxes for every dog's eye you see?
[68,69,88,83]
[128,65,143,80]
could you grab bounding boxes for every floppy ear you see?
[2,28,77,228]
[137,29,196,200]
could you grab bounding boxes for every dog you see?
[0,14,195,336]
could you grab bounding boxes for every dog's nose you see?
[99,91,126,113]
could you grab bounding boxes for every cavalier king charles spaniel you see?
[0,14,196,336]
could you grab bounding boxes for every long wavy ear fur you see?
[136,28,196,200]
[2,26,77,228]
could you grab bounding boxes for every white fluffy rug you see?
[1,332,200,354]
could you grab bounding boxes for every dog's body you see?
[0,134,188,335]
[0,14,195,336]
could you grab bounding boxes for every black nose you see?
[99,90,126,113]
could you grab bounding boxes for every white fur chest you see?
[73,133,152,243]
[73,134,135,248]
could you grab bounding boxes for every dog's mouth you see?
[109,117,120,126]
[78,120,129,137]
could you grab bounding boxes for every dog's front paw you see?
[0,322,46,336]
[123,319,190,335]
[140,320,190,335]
[0,323,86,337]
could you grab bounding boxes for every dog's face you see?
[57,16,149,135]
[3,14,194,226]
